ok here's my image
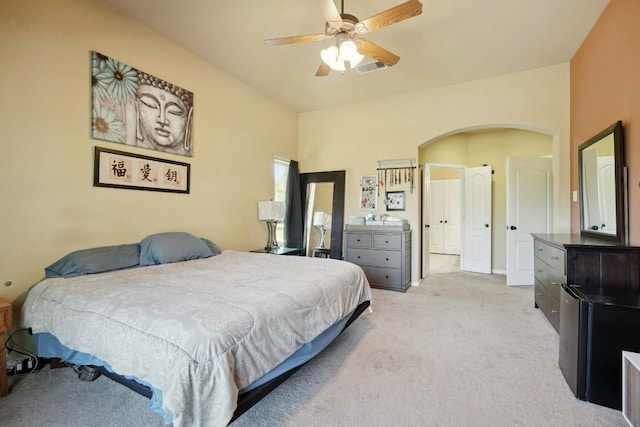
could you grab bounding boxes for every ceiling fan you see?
[264,0,423,77]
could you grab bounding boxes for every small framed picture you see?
[385,191,405,211]
[360,175,378,211]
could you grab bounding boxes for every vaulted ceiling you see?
[99,0,609,112]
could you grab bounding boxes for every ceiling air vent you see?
[355,61,389,75]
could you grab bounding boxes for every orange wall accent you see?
[570,0,640,242]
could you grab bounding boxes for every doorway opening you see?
[430,254,461,274]
[418,128,555,282]
[422,164,465,276]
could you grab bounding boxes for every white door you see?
[422,165,431,278]
[506,157,552,285]
[462,166,492,274]
[597,156,616,234]
[430,179,461,255]
[443,180,461,254]
[581,149,601,231]
[429,180,445,253]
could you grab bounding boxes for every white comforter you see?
[24,250,372,426]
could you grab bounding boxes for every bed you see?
[23,232,372,426]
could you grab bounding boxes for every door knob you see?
[509,225,517,230]
[425,224,430,228]
[485,224,489,228]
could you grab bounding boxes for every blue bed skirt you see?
[32,312,351,424]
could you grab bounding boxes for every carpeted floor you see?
[0,261,628,426]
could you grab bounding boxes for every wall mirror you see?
[578,120,626,243]
[300,170,345,259]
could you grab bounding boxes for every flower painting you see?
[91,51,194,157]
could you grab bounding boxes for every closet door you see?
[443,180,461,254]
[430,179,461,255]
[430,180,445,253]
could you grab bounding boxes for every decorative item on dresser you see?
[345,223,411,292]
[532,233,640,332]
[0,298,13,397]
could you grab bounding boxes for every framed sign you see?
[385,191,405,211]
[93,146,190,193]
[359,175,378,210]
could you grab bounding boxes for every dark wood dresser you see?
[532,233,640,332]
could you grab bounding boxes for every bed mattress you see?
[24,250,372,426]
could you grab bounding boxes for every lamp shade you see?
[258,201,285,221]
[313,211,332,229]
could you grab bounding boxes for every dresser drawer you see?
[346,233,372,248]
[361,266,402,289]
[534,260,547,283]
[547,294,560,332]
[372,233,402,250]
[534,240,547,261]
[545,279,562,301]
[346,249,402,267]
[546,245,565,274]
[534,281,548,312]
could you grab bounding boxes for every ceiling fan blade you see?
[265,34,331,46]
[315,0,343,30]
[316,62,331,77]
[355,0,423,34]
[355,39,400,66]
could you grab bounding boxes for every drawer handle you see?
[538,248,543,252]
[357,256,361,259]
[551,281,559,286]
[357,239,361,242]
[536,293,543,296]
[385,258,389,261]
[385,275,389,279]
[551,309,559,314]
[550,256,559,261]
[537,269,543,273]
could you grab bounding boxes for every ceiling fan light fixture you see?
[320,45,345,71]
[339,40,364,68]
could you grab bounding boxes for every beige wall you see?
[570,0,640,243]
[299,64,571,283]
[0,0,298,304]
[420,130,553,272]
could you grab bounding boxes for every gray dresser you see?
[345,228,411,292]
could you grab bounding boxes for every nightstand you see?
[0,298,13,397]
[312,247,331,258]
[251,247,302,256]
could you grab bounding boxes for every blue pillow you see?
[200,238,222,255]
[139,232,214,266]
[45,243,141,278]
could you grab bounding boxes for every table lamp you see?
[258,201,285,250]
[312,211,331,249]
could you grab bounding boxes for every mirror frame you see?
[578,120,626,243]
[300,170,346,259]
